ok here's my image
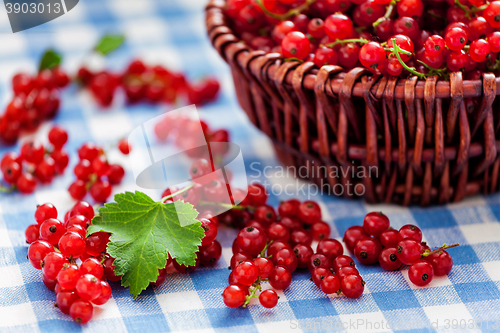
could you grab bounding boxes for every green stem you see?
[421,243,460,258]
[242,286,260,308]
[391,38,427,80]
[197,200,247,210]
[255,0,317,20]
[322,38,370,48]
[0,184,15,193]
[373,1,395,28]
[160,183,195,203]
[259,240,273,258]
[454,0,471,19]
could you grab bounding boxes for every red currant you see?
[316,238,343,260]
[25,224,40,244]
[58,231,86,258]
[222,285,247,308]
[343,226,368,252]
[320,274,341,294]
[425,250,453,276]
[253,257,274,278]
[379,248,403,271]
[281,31,310,60]
[69,299,93,324]
[332,255,355,274]
[399,224,422,242]
[397,238,422,265]
[409,260,434,286]
[81,258,104,279]
[363,212,390,237]
[341,274,365,298]
[48,126,68,149]
[92,280,112,305]
[28,240,54,269]
[39,218,66,245]
[359,42,386,73]
[324,13,354,40]
[17,173,37,194]
[297,201,321,224]
[20,140,45,164]
[269,265,292,290]
[236,226,267,255]
[484,1,500,28]
[259,289,278,308]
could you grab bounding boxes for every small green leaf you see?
[88,191,203,298]
[95,35,125,55]
[39,49,62,71]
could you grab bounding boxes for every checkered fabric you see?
[1,0,500,332]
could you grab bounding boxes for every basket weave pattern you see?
[206,0,500,206]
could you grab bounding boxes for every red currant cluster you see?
[344,212,456,287]
[219,184,365,308]
[26,201,113,324]
[0,126,69,194]
[68,143,126,203]
[0,68,69,144]
[77,60,220,107]
[226,0,500,78]
[154,114,230,158]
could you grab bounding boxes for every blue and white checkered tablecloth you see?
[1,0,500,332]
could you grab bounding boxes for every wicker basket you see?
[206,0,500,206]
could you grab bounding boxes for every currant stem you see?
[455,0,471,19]
[391,38,427,80]
[160,183,195,203]
[373,1,395,28]
[255,0,317,20]
[197,200,246,210]
[242,285,260,307]
[323,38,370,48]
[422,243,460,257]
[0,184,15,193]
[259,240,273,258]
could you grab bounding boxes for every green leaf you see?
[88,191,203,298]
[95,35,125,55]
[39,49,62,71]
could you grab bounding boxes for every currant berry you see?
[484,1,500,28]
[469,39,490,62]
[91,155,109,177]
[290,229,312,246]
[78,143,101,162]
[363,212,390,237]
[222,285,247,308]
[80,258,104,279]
[56,290,80,315]
[341,274,365,298]
[273,247,298,273]
[332,255,355,274]
[259,289,278,308]
[51,149,69,173]
[379,229,402,248]
[246,183,267,206]
[397,238,422,265]
[409,260,434,286]
[58,231,86,258]
[106,164,125,184]
[236,226,267,255]
[254,205,277,225]
[269,265,292,290]
[190,159,216,185]
[314,46,338,67]
[487,31,500,53]
[281,31,310,60]
[379,248,403,271]
[35,203,57,224]
[66,215,90,230]
[316,238,343,260]
[28,240,54,269]
[41,252,68,280]
[253,257,274,278]
[307,18,325,39]
[68,180,87,200]
[25,224,40,244]
[308,253,330,272]
[48,126,68,149]
[396,0,423,18]
[278,199,300,217]
[39,218,66,245]
[200,218,218,246]
[354,237,383,265]
[297,201,321,224]
[20,140,45,164]
[69,299,93,324]
[280,216,302,231]
[310,221,331,241]
[233,261,259,286]
[267,223,290,242]
[70,201,95,221]
[173,257,200,273]
[266,241,292,258]
[199,240,222,266]
[343,226,368,252]
[76,274,102,301]
[118,139,130,155]
[445,27,468,51]
[398,224,422,242]
[393,17,419,40]
[337,266,360,280]
[74,159,92,181]
[320,274,341,294]
[359,42,386,73]
[103,256,122,281]
[230,252,253,270]
[57,263,82,289]
[425,250,453,276]
[89,180,112,202]
[17,173,37,194]
[92,280,112,305]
